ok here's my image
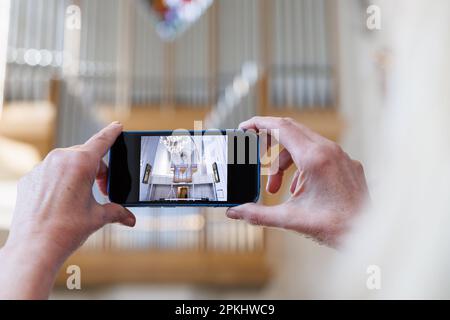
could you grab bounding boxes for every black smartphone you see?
[107,130,260,207]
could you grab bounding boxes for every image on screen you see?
[139,134,228,202]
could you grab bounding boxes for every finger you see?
[241,116,325,143]
[226,203,286,228]
[266,148,293,194]
[239,116,312,160]
[68,144,83,150]
[83,122,123,161]
[101,203,136,227]
[96,159,108,196]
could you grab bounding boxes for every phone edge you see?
[107,130,261,208]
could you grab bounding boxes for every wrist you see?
[0,238,64,299]
[3,234,66,270]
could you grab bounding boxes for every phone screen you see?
[108,130,260,207]
[139,134,228,202]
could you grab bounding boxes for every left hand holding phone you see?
[0,121,135,299]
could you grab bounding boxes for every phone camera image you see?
[139,134,228,203]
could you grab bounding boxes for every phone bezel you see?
[107,130,260,207]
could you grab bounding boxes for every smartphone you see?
[107,130,260,207]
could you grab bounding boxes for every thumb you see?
[226,203,286,228]
[101,203,136,227]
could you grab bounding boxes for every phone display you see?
[108,130,260,207]
[139,134,228,202]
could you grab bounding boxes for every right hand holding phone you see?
[226,117,369,248]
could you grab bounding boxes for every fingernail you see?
[226,209,239,219]
[125,216,136,227]
[111,121,122,126]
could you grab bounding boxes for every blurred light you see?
[206,61,260,128]
[39,49,52,67]
[233,77,250,98]
[52,51,63,67]
[217,101,229,120]
[241,61,259,84]
[180,4,199,22]
[24,49,42,66]
[225,86,239,106]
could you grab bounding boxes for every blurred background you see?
[0,0,390,299]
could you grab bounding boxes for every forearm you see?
[0,240,62,299]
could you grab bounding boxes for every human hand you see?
[226,117,369,248]
[0,122,135,299]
